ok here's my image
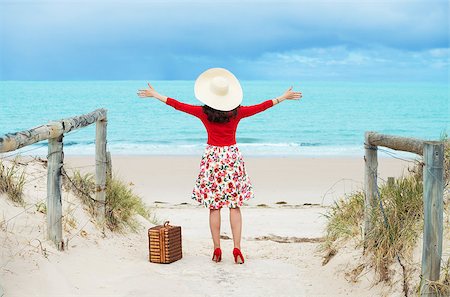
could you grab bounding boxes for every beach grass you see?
[320,190,364,260]
[366,173,423,282]
[321,139,450,294]
[0,158,26,205]
[105,175,157,231]
[63,169,156,232]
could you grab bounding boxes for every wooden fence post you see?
[364,132,378,250]
[420,141,444,296]
[95,116,107,222]
[47,135,64,250]
[106,151,112,182]
[387,177,395,187]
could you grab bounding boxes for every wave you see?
[63,140,95,146]
[2,141,362,157]
[0,141,417,158]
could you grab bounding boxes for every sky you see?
[0,0,448,81]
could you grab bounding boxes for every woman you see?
[137,68,301,264]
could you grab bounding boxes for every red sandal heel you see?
[233,248,245,264]
[212,248,222,262]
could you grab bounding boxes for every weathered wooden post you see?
[364,132,378,249]
[95,115,107,222]
[106,151,112,182]
[47,135,64,250]
[420,141,444,296]
[0,108,107,249]
[387,177,395,187]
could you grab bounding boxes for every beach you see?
[2,0,448,295]
[65,155,413,207]
[0,154,421,297]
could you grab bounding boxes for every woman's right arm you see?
[137,83,203,118]
[137,83,168,103]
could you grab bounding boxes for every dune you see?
[0,155,417,296]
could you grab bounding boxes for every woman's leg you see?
[209,208,221,249]
[230,207,242,249]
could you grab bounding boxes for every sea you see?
[0,81,448,158]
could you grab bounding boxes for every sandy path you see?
[1,156,412,296]
[3,204,389,297]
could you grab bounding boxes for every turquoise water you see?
[0,81,448,156]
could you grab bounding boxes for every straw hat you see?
[194,68,243,111]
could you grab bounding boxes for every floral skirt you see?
[191,144,254,209]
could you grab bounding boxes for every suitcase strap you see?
[160,227,166,262]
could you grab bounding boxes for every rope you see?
[0,122,106,269]
[0,143,48,159]
[66,216,95,243]
[1,198,46,225]
[63,164,96,170]
[378,147,423,165]
[364,142,378,151]
[320,178,363,205]
[61,167,107,205]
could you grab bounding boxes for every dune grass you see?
[63,170,157,232]
[0,158,26,205]
[320,139,449,295]
[320,191,365,257]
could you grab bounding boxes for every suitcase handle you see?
[164,221,170,227]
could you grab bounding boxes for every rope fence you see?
[363,131,445,296]
[0,108,108,251]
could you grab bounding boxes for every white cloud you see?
[232,46,449,81]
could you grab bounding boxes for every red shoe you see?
[212,248,222,262]
[233,248,245,264]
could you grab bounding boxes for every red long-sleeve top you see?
[166,97,274,146]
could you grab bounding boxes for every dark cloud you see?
[0,0,448,80]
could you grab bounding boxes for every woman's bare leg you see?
[230,207,242,249]
[209,208,221,249]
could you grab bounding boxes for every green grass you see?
[366,174,423,282]
[320,191,365,253]
[0,158,26,205]
[63,170,157,232]
[105,175,155,231]
[320,138,449,294]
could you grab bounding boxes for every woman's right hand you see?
[137,83,168,102]
[137,83,160,99]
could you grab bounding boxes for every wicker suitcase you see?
[148,221,182,264]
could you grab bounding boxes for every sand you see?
[64,155,413,206]
[0,155,423,296]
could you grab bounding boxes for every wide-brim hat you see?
[194,68,243,111]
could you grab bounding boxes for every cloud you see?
[232,46,450,81]
[0,0,448,80]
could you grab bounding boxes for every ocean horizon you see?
[0,80,448,158]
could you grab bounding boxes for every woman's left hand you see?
[280,86,302,100]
